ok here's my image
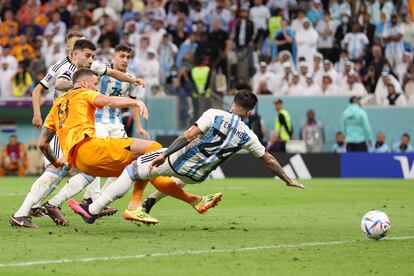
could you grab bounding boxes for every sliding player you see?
[68,90,305,224]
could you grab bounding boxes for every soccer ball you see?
[361,210,391,240]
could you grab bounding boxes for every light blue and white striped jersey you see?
[168,109,266,182]
[95,67,137,124]
[383,24,404,58]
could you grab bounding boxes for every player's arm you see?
[94,95,149,119]
[106,68,146,87]
[150,126,202,169]
[55,77,73,91]
[38,126,65,168]
[260,152,304,189]
[130,106,150,139]
[32,83,45,129]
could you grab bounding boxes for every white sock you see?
[147,177,187,203]
[83,177,101,201]
[100,177,117,194]
[89,169,133,215]
[48,173,93,207]
[14,170,60,217]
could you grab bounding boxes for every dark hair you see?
[402,133,410,140]
[66,31,84,41]
[73,39,96,52]
[336,131,343,136]
[114,44,132,53]
[72,68,98,83]
[233,90,257,111]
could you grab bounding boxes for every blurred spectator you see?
[392,133,414,153]
[383,14,404,72]
[208,3,231,33]
[396,52,412,82]
[0,44,18,70]
[137,48,160,92]
[291,9,306,32]
[316,12,334,60]
[96,38,114,64]
[304,73,323,96]
[274,99,293,152]
[176,32,198,69]
[190,57,212,118]
[11,62,33,97]
[93,0,119,24]
[252,62,277,94]
[375,71,403,106]
[250,0,270,46]
[362,65,377,93]
[366,45,389,84]
[245,108,266,145]
[19,13,43,40]
[266,131,284,152]
[299,109,325,152]
[0,9,19,36]
[329,0,351,28]
[11,35,36,62]
[361,13,376,48]
[369,132,390,153]
[189,1,207,25]
[98,19,120,47]
[283,71,303,95]
[159,33,178,84]
[148,16,166,50]
[307,0,324,26]
[295,18,318,65]
[45,43,66,69]
[0,60,17,97]
[332,131,347,153]
[0,135,27,177]
[401,14,414,50]
[371,0,395,25]
[341,22,369,61]
[272,19,295,60]
[44,12,66,39]
[169,75,190,129]
[383,82,408,107]
[321,74,338,95]
[333,15,351,61]
[341,96,373,152]
[341,72,367,96]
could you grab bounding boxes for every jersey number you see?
[198,128,240,160]
[110,87,122,97]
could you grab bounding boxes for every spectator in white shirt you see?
[403,73,414,106]
[268,50,293,75]
[252,62,277,94]
[298,62,310,85]
[313,53,324,84]
[137,48,160,95]
[383,82,408,107]
[250,0,271,44]
[375,71,403,106]
[295,19,319,66]
[44,12,67,39]
[45,43,66,69]
[291,9,306,32]
[304,73,323,95]
[337,60,353,87]
[317,12,335,59]
[395,51,411,83]
[93,0,119,24]
[148,17,167,50]
[321,74,338,95]
[341,22,369,61]
[383,14,405,72]
[322,59,339,84]
[401,14,414,50]
[0,44,18,71]
[0,61,17,98]
[284,71,305,95]
[329,0,352,28]
[341,72,367,96]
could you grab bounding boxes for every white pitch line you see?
[0,236,413,268]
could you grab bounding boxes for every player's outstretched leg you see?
[10,168,63,228]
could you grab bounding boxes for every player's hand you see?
[136,100,149,120]
[136,128,150,139]
[286,179,305,189]
[53,157,67,169]
[149,155,166,171]
[32,115,43,130]
[134,78,146,88]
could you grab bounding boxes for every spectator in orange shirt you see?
[11,35,36,62]
[0,135,28,177]
[0,10,19,37]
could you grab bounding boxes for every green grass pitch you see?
[0,177,413,275]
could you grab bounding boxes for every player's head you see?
[66,32,85,57]
[113,44,133,71]
[73,68,99,90]
[231,90,258,119]
[72,39,96,69]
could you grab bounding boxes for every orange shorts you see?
[74,137,134,177]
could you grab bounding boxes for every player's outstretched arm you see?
[95,95,149,120]
[150,126,202,169]
[106,68,146,87]
[32,84,45,129]
[38,126,65,168]
[55,78,73,92]
[260,152,305,189]
[131,106,150,139]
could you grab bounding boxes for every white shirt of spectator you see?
[383,24,404,60]
[316,19,334,48]
[321,83,338,95]
[383,92,408,107]
[252,69,277,95]
[92,5,119,23]
[341,32,369,60]
[401,20,414,49]
[375,74,402,106]
[149,27,167,51]
[291,18,304,33]
[249,4,271,33]
[341,82,367,96]
[0,66,16,98]
[284,81,304,96]
[0,54,18,71]
[404,80,414,106]
[295,26,319,65]
[136,55,160,90]
[304,82,323,96]
[44,21,67,38]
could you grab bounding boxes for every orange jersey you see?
[44,88,102,165]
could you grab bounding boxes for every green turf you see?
[0,177,413,275]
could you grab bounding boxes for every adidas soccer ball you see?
[361,210,391,240]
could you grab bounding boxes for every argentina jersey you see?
[168,109,266,182]
[40,56,76,99]
[95,67,136,125]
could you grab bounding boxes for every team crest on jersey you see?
[58,99,69,128]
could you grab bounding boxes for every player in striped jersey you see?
[43,45,150,216]
[11,32,86,227]
[10,39,146,228]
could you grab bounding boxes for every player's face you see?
[67,36,85,56]
[113,51,131,71]
[76,49,95,68]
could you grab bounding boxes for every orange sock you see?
[150,176,200,206]
[128,141,162,209]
